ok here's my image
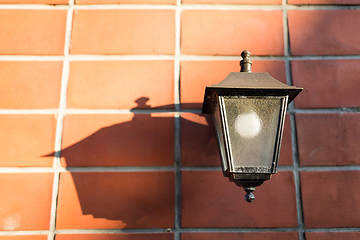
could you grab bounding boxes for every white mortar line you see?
[0,231,49,236]
[55,229,171,234]
[0,4,69,9]
[179,227,300,233]
[2,3,360,10]
[174,2,182,240]
[0,4,281,10]
[0,167,60,173]
[2,54,360,62]
[180,166,222,171]
[48,1,74,239]
[289,108,360,113]
[290,113,306,240]
[298,166,360,171]
[1,165,360,174]
[0,56,65,61]
[0,226,359,236]
[48,172,60,240]
[174,114,182,240]
[0,107,359,115]
[305,227,360,232]
[0,109,59,114]
[0,166,175,173]
[286,5,360,10]
[282,1,305,239]
[69,55,176,61]
[65,166,176,172]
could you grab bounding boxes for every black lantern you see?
[202,50,302,202]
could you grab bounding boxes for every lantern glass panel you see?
[213,101,229,173]
[221,95,287,173]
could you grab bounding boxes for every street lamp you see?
[202,50,302,202]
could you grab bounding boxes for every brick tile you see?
[291,60,360,108]
[182,171,297,227]
[71,10,175,55]
[181,232,299,240]
[76,0,176,4]
[288,10,360,55]
[0,173,53,230]
[305,232,360,240]
[0,62,62,109]
[60,114,174,167]
[0,115,56,167]
[180,60,286,109]
[301,171,360,228]
[67,61,174,109]
[0,0,67,3]
[182,0,281,3]
[181,113,293,166]
[296,113,360,166]
[56,233,173,240]
[289,0,360,4]
[0,237,47,240]
[0,10,66,55]
[181,11,284,56]
[56,171,175,229]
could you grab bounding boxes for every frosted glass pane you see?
[213,101,228,173]
[222,96,284,172]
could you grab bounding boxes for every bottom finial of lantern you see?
[227,173,273,203]
[244,187,256,203]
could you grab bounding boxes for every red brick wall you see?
[0,1,360,240]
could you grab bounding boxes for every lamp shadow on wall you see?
[43,97,219,229]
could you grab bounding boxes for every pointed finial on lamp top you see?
[240,50,252,73]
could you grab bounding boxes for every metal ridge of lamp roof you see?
[202,50,303,202]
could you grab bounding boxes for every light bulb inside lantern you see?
[235,112,261,138]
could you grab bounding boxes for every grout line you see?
[288,108,360,113]
[48,1,74,240]
[55,229,170,234]
[174,114,182,240]
[0,109,59,114]
[1,3,360,10]
[290,108,305,240]
[174,2,182,240]
[179,227,299,233]
[0,4,69,9]
[181,166,222,171]
[2,54,360,62]
[291,104,305,240]
[283,1,305,239]
[55,228,302,234]
[65,166,175,172]
[0,168,59,173]
[0,227,359,236]
[0,166,176,173]
[1,165,360,173]
[305,228,360,233]
[0,231,49,236]
[298,165,360,171]
[0,108,359,115]
[48,172,60,240]
[54,227,300,234]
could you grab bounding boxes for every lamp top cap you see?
[202,50,303,114]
